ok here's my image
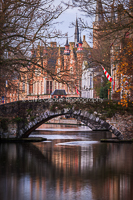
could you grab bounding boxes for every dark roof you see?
[65,37,69,46]
[51,89,67,95]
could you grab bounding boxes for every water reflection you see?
[0,125,133,200]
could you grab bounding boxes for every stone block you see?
[96,117,99,122]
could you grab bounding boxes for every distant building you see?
[2,18,92,103]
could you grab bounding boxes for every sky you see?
[52,0,94,47]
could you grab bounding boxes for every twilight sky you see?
[52,0,93,47]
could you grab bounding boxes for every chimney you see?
[83,35,85,42]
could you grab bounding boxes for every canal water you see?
[0,124,133,200]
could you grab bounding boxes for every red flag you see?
[75,86,80,95]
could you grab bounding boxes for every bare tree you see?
[0,0,67,96]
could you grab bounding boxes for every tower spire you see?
[95,0,104,23]
[74,17,79,47]
[111,0,115,23]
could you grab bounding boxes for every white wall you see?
[81,62,94,98]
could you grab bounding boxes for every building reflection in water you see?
[0,137,133,200]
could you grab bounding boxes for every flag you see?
[102,66,116,91]
[75,86,80,95]
[102,66,112,82]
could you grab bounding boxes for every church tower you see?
[111,0,115,23]
[93,0,104,49]
[95,0,104,24]
[74,17,79,47]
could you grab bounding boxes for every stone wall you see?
[106,113,133,139]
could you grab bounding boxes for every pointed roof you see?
[75,17,79,36]
[74,17,79,45]
[64,37,70,55]
[65,37,69,46]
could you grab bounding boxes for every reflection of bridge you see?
[0,98,123,139]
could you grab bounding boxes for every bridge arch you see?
[20,109,123,140]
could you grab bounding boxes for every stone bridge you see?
[0,98,123,140]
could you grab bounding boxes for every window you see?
[41,81,43,94]
[37,81,39,94]
[22,82,25,93]
[50,81,52,94]
[46,81,52,94]
[55,81,56,89]
[29,81,33,94]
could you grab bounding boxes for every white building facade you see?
[81,61,94,98]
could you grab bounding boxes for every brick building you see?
[2,18,91,103]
